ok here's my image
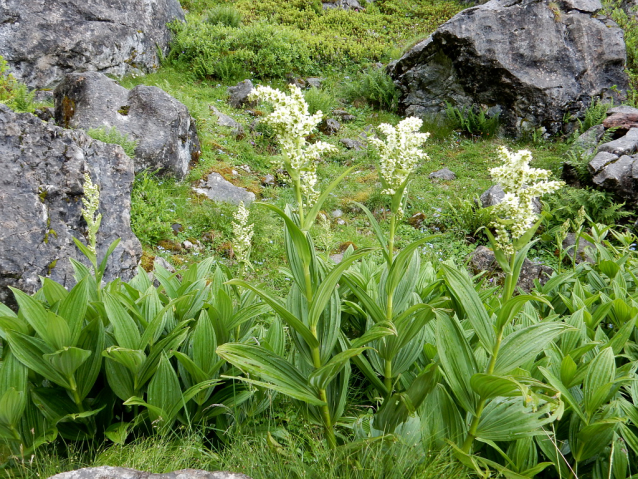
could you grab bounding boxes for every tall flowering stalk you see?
[232,201,254,276]
[81,173,102,257]
[486,147,564,300]
[248,84,337,225]
[368,117,429,265]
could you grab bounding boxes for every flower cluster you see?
[248,84,337,206]
[368,117,430,197]
[232,201,254,270]
[81,173,102,255]
[490,147,564,254]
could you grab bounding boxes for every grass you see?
[12,428,470,479]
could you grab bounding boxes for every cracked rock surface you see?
[47,467,253,479]
[0,104,141,308]
[0,0,184,89]
[389,0,627,136]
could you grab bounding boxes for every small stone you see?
[606,105,638,116]
[588,151,619,175]
[261,174,276,186]
[479,185,506,207]
[183,240,194,250]
[34,106,54,122]
[171,223,183,235]
[340,138,364,150]
[306,77,324,89]
[429,168,456,180]
[227,80,256,109]
[331,209,343,218]
[193,173,255,206]
[319,118,341,135]
[210,105,245,137]
[562,0,602,12]
[330,253,344,264]
[157,239,183,252]
[154,257,175,273]
[336,218,346,225]
[332,109,356,122]
[562,233,595,264]
[286,75,306,89]
[408,212,426,228]
[231,169,238,175]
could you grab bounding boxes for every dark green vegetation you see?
[2,0,638,478]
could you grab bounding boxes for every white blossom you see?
[490,147,564,254]
[248,84,337,207]
[81,173,102,255]
[232,201,254,268]
[368,117,430,195]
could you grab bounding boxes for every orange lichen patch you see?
[140,251,156,272]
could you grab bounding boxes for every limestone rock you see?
[389,0,628,136]
[597,128,638,156]
[228,80,256,109]
[592,154,638,203]
[588,151,619,175]
[562,232,595,264]
[468,246,553,293]
[47,467,252,479]
[572,124,605,154]
[0,0,184,89]
[340,138,364,150]
[319,118,341,135]
[429,168,456,180]
[479,185,505,208]
[53,72,200,179]
[323,0,363,10]
[193,173,255,206]
[0,105,141,308]
[603,111,638,134]
[210,106,244,137]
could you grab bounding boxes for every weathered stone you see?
[210,106,244,137]
[0,105,141,308]
[154,257,175,274]
[332,110,356,122]
[603,112,638,134]
[228,80,256,109]
[323,0,363,10]
[597,128,638,156]
[389,0,628,136]
[588,151,619,175]
[331,209,343,218]
[479,185,505,208]
[562,0,602,12]
[319,118,341,135]
[47,467,252,479]
[592,154,638,203]
[468,246,553,293]
[340,138,364,150]
[606,105,638,116]
[193,173,255,206]
[261,174,276,187]
[330,253,344,264]
[54,72,201,179]
[572,124,605,153]
[562,232,595,264]
[429,168,456,180]
[0,0,184,89]
[34,106,54,123]
[306,78,324,89]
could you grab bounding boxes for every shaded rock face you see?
[54,72,200,179]
[0,0,184,89]
[47,467,252,479]
[468,245,553,293]
[389,0,628,136]
[0,105,142,308]
[193,173,255,206]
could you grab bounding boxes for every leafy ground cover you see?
[2,0,638,478]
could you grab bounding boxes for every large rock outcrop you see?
[0,0,184,89]
[389,0,628,135]
[47,467,252,479]
[0,104,142,308]
[54,72,201,179]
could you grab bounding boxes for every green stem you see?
[303,262,313,303]
[384,360,393,397]
[461,329,505,453]
[387,212,397,266]
[69,376,85,413]
[310,327,335,449]
[502,253,517,303]
[294,178,305,227]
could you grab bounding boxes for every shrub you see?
[304,87,335,116]
[206,5,242,27]
[86,126,138,157]
[0,55,36,113]
[445,102,500,138]
[544,186,634,226]
[344,68,399,112]
[168,21,315,80]
[441,197,493,239]
[577,98,613,133]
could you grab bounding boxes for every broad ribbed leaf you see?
[58,276,90,346]
[494,323,571,375]
[41,278,68,306]
[260,203,312,265]
[45,311,72,351]
[103,347,146,376]
[105,357,135,401]
[496,295,552,331]
[340,276,386,324]
[0,389,25,427]
[174,351,209,384]
[44,347,91,378]
[9,287,50,342]
[103,291,141,350]
[352,201,390,263]
[147,353,181,423]
[217,343,324,406]
[191,312,217,373]
[6,331,70,388]
[75,317,105,400]
[583,347,615,418]
[436,311,479,414]
[575,420,619,462]
[475,398,556,442]
[539,366,587,422]
[441,264,495,352]
[470,374,524,399]
[309,347,368,389]
[225,280,319,349]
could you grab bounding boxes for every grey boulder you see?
[0,105,141,308]
[0,0,184,89]
[429,168,456,180]
[228,80,256,109]
[193,173,255,206]
[389,0,627,136]
[597,128,638,156]
[47,467,252,479]
[592,154,638,203]
[54,72,201,179]
[479,184,505,207]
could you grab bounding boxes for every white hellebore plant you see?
[232,201,254,272]
[368,116,430,202]
[248,84,337,209]
[489,146,564,254]
[81,172,102,255]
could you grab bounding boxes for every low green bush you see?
[344,68,399,112]
[168,21,315,80]
[205,5,242,27]
[304,87,335,116]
